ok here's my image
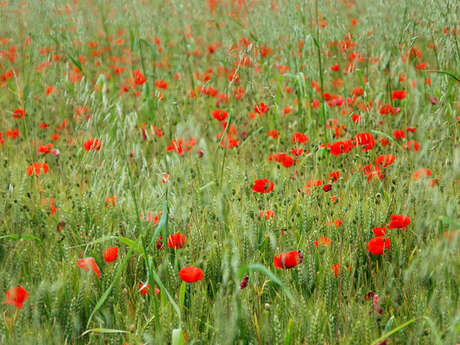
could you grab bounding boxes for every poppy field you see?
[0,0,459,344]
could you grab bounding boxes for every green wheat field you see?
[0,0,459,344]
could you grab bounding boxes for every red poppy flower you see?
[254,102,269,115]
[328,139,353,156]
[167,233,187,249]
[139,283,150,296]
[412,168,432,180]
[402,140,420,152]
[13,108,26,119]
[380,138,390,146]
[83,139,102,151]
[323,184,332,192]
[38,143,53,154]
[330,64,340,72]
[273,250,303,269]
[103,247,118,262]
[252,179,274,193]
[290,147,304,156]
[77,257,101,278]
[331,263,340,277]
[368,237,390,255]
[388,215,411,230]
[179,266,204,283]
[259,209,274,220]
[375,154,396,168]
[354,132,375,151]
[6,128,19,139]
[155,80,168,89]
[372,227,387,237]
[212,109,228,121]
[379,104,396,115]
[392,90,407,100]
[133,70,146,85]
[26,162,49,177]
[318,237,332,246]
[2,286,29,309]
[292,132,309,144]
[329,171,340,183]
[267,129,279,139]
[393,130,405,140]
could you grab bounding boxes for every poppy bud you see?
[240,275,249,289]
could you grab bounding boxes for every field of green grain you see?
[0,0,459,344]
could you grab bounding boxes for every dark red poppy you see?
[322,184,332,192]
[252,179,274,193]
[240,275,249,289]
[179,266,204,283]
[2,286,29,309]
[103,247,118,262]
[368,237,390,255]
[156,236,164,250]
[273,250,302,269]
[388,215,410,230]
[167,233,187,249]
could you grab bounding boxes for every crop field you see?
[0,0,459,344]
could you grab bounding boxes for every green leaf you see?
[172,328,185,345]
[439,216,460,229]
[147,257,181,323]
[0,234,41,242]
[81,328,127,336]
[150,200,168,248]
[87,248,134,327]
[383,316,395,333]
[238,264,295,303]
[370,318,416,345]
[284,319,293,345]
[178,281,186,311]
[118,237,143,255]
[425,70,460,83]
[65,235,116,249]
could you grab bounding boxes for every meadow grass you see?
[0,0,459,344]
